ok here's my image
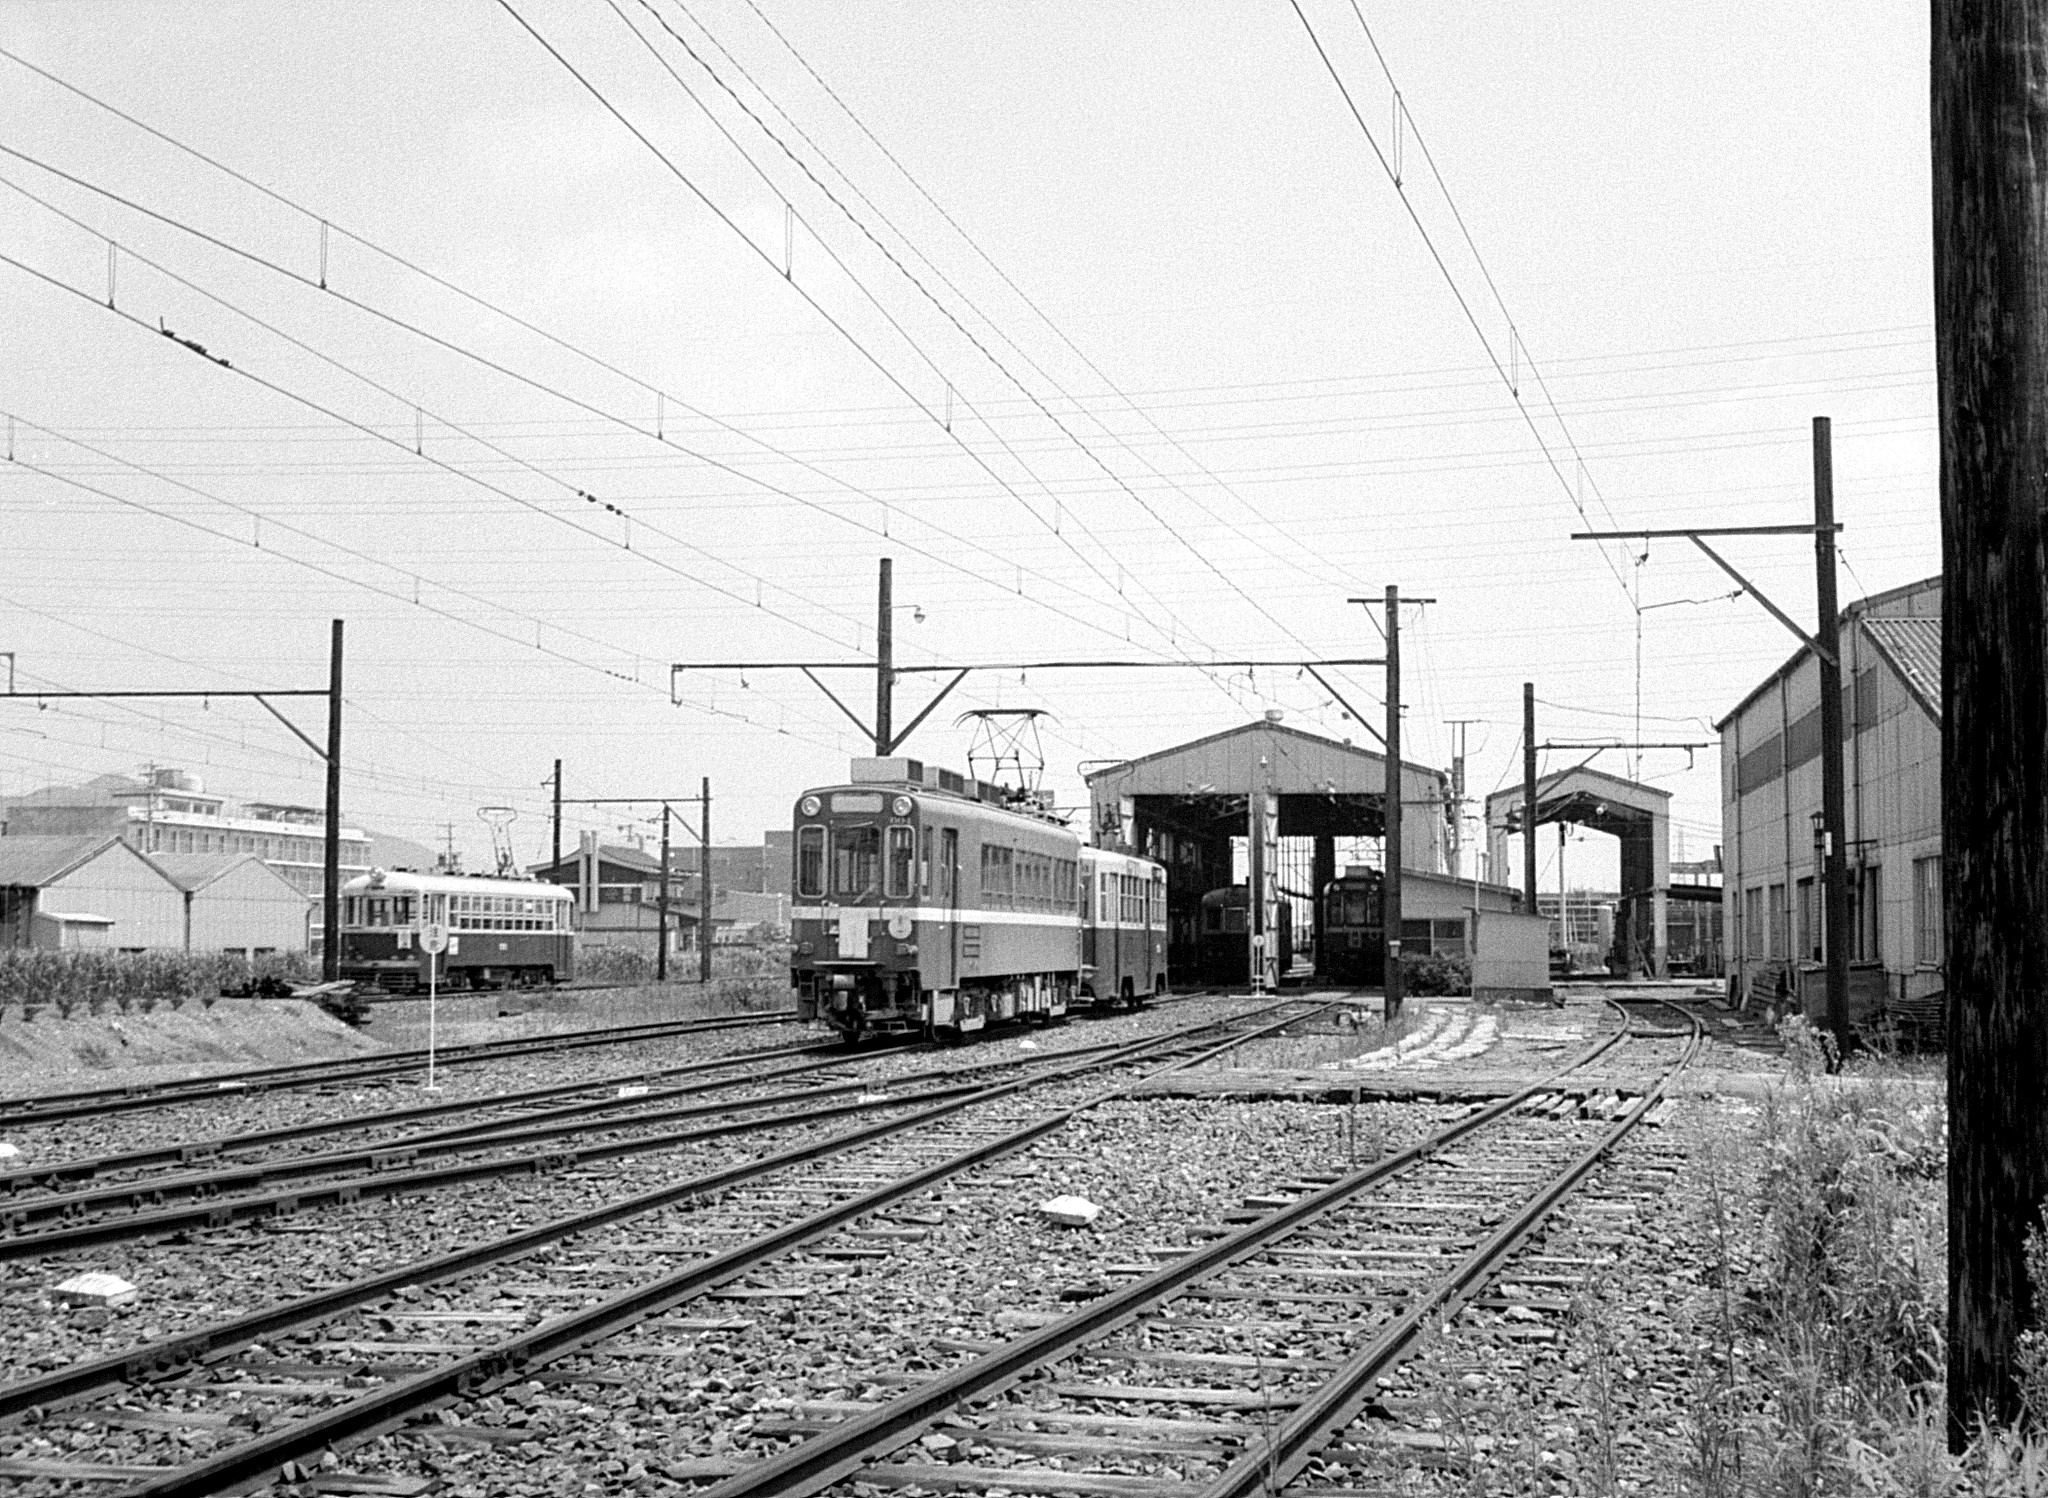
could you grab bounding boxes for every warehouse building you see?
[154,853,312,958]
[0,835,187,951]
[1719,575,1941,1026]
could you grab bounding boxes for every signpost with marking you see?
[420,922,449,1091]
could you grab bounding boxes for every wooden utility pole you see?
[1383,586,1404,1018]
[1934,0,2048,1442]
[1813,420,1852,1058]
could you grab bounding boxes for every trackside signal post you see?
[1933,0,2048,1441]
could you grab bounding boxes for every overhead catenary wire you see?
[1284,0,1638,603]
[626,0,1354,657]
[493,0,1282,726]
[0,53,1228,669]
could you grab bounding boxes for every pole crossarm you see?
[1538,740,1709,750]
[1302,666,1387,751]
[252,695,327,761]
[1570,525,1842,539]
[886,669,968,754]
[675,657,1386,676]
[1567,527,1838,667]
[0,689,328,698]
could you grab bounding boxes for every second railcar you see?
[1078,846,1168,1008]
[1196,884,1293,987]
[1319,868,1387,986]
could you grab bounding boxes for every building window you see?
[1796,878,1817,962]
[1768,883,1787,959]
[1915,855,1943,968]
[1744,888,1763,959]
[1854,866,1881,963]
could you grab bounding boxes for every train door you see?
[932,826,958,989]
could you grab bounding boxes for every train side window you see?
[940,828,958,905]
[831,826,881,898]
[885,826,915,899]
[1099,873,1115,925]
[919,828,932,897]
[797,826,825,899]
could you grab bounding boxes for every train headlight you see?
[891,795,913,818]
[800,795,821,817]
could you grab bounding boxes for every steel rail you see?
[1197,1002,1705,1498]
[0,1033,1146,1259]
[0,1033,1140,1236]
[0,1039,850,1192]
[688,1003,1642,1498]
[64,1005,1330,1494]
[0,1005,1304,1425]
[0,1009,799,1125]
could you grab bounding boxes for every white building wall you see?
[189,862,313,955]
[41,844,185,950]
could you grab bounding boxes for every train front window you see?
[797,826,824,899]
[885,826,915,899]
[831,825,881,898]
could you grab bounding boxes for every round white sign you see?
[887,913,914,940]
[421,922,450,955]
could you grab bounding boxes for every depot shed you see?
[0,834,186,951]
[153,852,312,956]
[1085,718,1450,982]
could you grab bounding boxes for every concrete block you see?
[55,1272,137,1308]
[1038,1194,1101,1228]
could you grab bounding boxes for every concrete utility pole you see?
[1813,421,1852,1057]
[1523,684,1538,914]
[1933,0,2048,1442]
[874,558,893,757]
[551,759,563,882]
[656,804,671,984]
[323,620,343,981]
[1383,585,1404,1019]
[700,775,713,984]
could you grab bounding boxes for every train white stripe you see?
[791,904,1082,929]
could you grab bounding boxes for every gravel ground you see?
[0,1015,811,1172]
[1308,1000,1799,1495]
[0,999,1267,1395]
[315,1092,1462,1496]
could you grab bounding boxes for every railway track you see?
[0,1010,800,1129]
[0,1029,1183,1256]
[0,997,1336,1493]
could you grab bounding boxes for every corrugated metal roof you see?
[1861,615,1941,720]
[0,834,124,888]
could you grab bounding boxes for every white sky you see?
[0,1,1936,888]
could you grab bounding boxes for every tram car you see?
[1319,867,1387,986]
[1078,845,1168,1009]
[789,758,1169,1041]
[337,869,576,991]
[1196,884,1293,987]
